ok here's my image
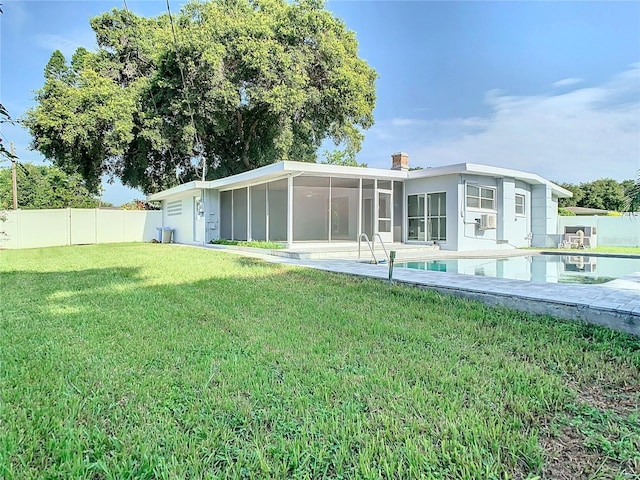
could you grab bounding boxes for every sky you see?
[1,0,639,205]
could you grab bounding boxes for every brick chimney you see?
[391,152,409,171]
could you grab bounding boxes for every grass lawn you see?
[591,246,640,255]
[1,244,639,479]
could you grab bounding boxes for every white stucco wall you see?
[161,191,205,245]
[496,179,531,249]
[531,185,560,247]
[404,174,459,250]
[405,174,539,251]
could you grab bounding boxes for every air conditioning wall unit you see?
[479,214,497,230]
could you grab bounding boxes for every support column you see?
[287,175,293,248]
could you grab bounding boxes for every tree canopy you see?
[558,177,639,212]
[23,0,377,194]
[623,172,640,213]
[0,164,102,209]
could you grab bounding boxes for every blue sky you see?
[1,1,639,205]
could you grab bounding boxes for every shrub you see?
[558,208,576,216]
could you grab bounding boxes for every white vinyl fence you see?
[558,215,640,247]
[1,209,163,249]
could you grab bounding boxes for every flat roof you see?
[148,160,572,200]
[148,161,407,200]
[408,163,572,198]
[147,181,209,201]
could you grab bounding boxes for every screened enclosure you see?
[219,179,288,242]
[219,175,401,244]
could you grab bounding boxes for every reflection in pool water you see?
[396,254,640,284]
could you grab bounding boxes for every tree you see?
[120,199,160,210]
[23,0,377,194]
[24,48,137,193]
[579,178,626,211]
[0,164,101,209]
[557,179,632,212]
[557,182,584,208]
[321,148,367,167]
[0,104,17,162]
[623,172,640,212]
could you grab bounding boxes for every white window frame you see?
[466,185,496,211]
[407,194,425,241]
[406,192,446,242]
[426,192,446,241]
[515,194,525,216]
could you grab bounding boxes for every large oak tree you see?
[24,0,377,194]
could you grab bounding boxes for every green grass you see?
[591,246,640,255]
[1,244,639,479]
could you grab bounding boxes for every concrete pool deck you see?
[202,245,640,337]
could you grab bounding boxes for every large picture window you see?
[466,185,495,210]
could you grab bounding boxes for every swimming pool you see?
[395,254,640,284]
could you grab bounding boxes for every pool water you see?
[396,254,640,284]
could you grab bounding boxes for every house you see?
[147,153,572,251]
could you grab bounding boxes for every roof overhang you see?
[147,181,208,201]
[148,160,572,200]
[211,161,408,191]
[148,161,409,200]
[408,163,573,198]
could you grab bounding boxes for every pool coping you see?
[195,244,640,337]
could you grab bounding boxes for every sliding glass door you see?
[407,193,446,242]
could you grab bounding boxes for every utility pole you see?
[10,142,17,210]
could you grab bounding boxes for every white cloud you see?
[391,118,426,127]
[35,34,89,58]
[552,77,584,88]
[361,64,640,183]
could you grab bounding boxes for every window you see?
[407,194,425,241]
[167,200,182,216]
[427,192,446,241]
[515,194,525,215]
[466,185,495,210]
[378,191,391,233]
[377,180,392,191]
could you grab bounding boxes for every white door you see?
[194,195,204,243]
[376,190,393,243]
